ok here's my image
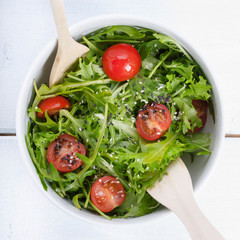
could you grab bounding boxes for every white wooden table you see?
[1,0,240,239]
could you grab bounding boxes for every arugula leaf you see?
[173,97,202,133]
[75,57,105,80]
[72,194,84,209]
[26,25,213,219]
[153,33,193,61]
[113,189,160,218]
[142,132,180,164]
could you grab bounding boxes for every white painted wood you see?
[148,158,224,240]
[0,137,239,239]
[0,0,240,133]
[1,0,240,238]
[169,0,240,135]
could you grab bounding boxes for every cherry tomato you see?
[47,134,86,172]
[191,99,208,132]
[136,103,172,141]
[90,176,125,212]
[102,43,141,81]
[37,96,71,119]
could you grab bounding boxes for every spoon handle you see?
[50,0,72,45]
[147,158,224,240]
[169,191,225,240]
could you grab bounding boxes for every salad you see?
[26,25,213,219]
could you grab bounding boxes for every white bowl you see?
[16,14,224,225]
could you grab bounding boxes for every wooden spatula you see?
[49,0,89,87]
[147,157,224,240]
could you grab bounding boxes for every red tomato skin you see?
[47,134,86,172]
[37,96,71,119]
[191,99,208,133]
[90,176,125,212]
[102,43,141,82]
[136,103,172,141]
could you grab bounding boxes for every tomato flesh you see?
[90,176,125,212]
[47,134,86,172]
[102,43,141,81]
[191,99,208,132]
[37,95,71,119]
[136,103,172,141]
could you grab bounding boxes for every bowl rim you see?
[16,13,225,226]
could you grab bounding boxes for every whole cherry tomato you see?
[102,43,141,81]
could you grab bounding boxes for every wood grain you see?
[0,0,240,133]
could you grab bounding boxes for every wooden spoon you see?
[147,157,224,240]
[49,0,89,87]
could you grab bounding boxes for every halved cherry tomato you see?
[191,99,208,132]
[47,134,86,172]
[102,43,141,81]
[136,103,172,141]
[90,176,125,212]
[37,96,71,119]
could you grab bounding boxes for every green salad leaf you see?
[26,25,213,219]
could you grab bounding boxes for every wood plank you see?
[0,0,240,133]
[0,136,239,239]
